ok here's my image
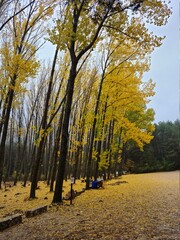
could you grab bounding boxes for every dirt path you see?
[0,171,179,240]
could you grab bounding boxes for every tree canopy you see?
[0,0,174,203]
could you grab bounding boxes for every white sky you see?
[144,0,179,123]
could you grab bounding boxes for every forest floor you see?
[0,171,179,240]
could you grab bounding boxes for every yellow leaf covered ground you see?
[0,180,85,218]
[0,171,179,240]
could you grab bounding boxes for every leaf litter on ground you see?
[0,171,179,240]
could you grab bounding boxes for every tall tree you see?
[30,46,59,198]
[0,0,55,188]
[50,0,171,203]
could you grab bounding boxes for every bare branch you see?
[0,0,35,31]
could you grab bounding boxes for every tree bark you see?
[0,76,16,188]
[30,47,58,198]
[86,71,106,189]
[49,109,64,192]
[52,62,77,203]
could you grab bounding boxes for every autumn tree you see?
[0,0,55,188]
[22,77,46,187]
[29,46,59,198]
[0,0,36,31]
[49,0,171,203]
[30,46,70,198]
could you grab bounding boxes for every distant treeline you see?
[125,120,180,173]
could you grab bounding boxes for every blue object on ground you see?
[92,180,98,189]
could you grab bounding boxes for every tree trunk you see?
[30,46,58,198]
[107,120,114,179]
[0,76,16,188]
[49,109,64,192]
[14,107,23,185]
[94,95,108,180]
[53,62,77,203]
[86,72,105,189]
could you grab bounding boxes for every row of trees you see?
[125,120,180,173]
[0,0,171,203]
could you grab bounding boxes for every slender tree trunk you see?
[49,109,64,192]
[45,131,53,180]
[82,129,91,179]
[107,120,114,179]
[86,71,105,189]
[7,115,14,179]
[114,128,122,176]
[53,61,77,203]
[121,143,127,175]
[30,47,58,198]
[0,92,9,136]
[94,95,108,180]
[14,107,23,185]
[23,144,36,187]
[0,76,16,188]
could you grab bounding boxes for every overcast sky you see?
[144,0,179,123]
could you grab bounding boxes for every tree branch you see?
[0,0,36,31]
